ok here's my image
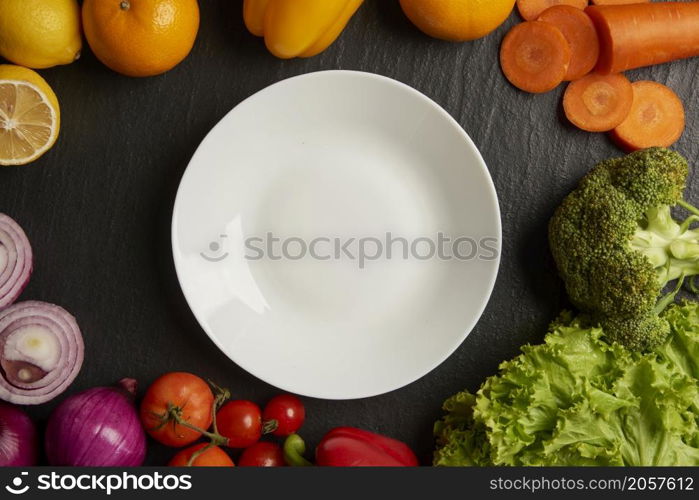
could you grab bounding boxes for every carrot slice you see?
[538,5,599,81]
[517,0,588,21]
[610,81,685,152]
[590,0,649,5]
[563,73,632,132]
[500,21,571,93]
[587,2,699,74]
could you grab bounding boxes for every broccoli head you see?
[549,148,699,351]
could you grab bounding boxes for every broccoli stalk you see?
[631,204,699,286]
[549,148,699,351]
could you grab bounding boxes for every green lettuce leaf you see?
[434,304,699,466]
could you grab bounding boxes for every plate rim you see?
[171,69,502,400]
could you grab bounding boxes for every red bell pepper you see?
[315,427,419,467]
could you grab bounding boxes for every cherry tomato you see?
[139,372,214,447]
[238,442,285,467]
[262,394,305,436]
[217,400,262,448]
[168,443,235,467]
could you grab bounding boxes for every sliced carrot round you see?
[610,81,685,152]
[500,21,571,94]
[590,0,649,5]
[517,0,588,21]
[563,73,633,132]
[538,5,599,80]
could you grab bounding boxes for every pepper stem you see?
[283,434,313,466]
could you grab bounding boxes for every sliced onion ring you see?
[0,214,33,310]
[0,301,83,405]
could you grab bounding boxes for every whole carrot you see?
[587,2,699,74]
[590,0,648,5]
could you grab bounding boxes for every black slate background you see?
[1,1,698,466]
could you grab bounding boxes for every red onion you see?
[45,379,146,466]
[0,402,38,466]
[0,301,84,405]
[0,214,33,310]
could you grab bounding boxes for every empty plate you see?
[172,71,500,399]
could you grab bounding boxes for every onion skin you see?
[45,379,146,467]
[0,301,84,405]
[0,214,33,310]
[0,402,38,466]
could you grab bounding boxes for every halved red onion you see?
[0,214,33,310]
[0,301,84,405]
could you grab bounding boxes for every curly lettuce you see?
[434,303,699,466]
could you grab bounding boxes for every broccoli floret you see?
[549,148,699,351]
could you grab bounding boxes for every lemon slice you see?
[0,65,60,166]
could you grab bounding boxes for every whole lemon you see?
[0,0,82,69]
[400,0,516,42]
[82,0,200,78]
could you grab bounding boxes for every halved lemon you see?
[0,65,60,166]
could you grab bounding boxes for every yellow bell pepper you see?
[243,0,364,59]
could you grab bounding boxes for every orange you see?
[399,0,516,42]
[82,0,200,77]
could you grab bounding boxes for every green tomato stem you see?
[207,380,230,436]
[166,402,228,447]
[186,442,215,467]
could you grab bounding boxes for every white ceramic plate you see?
[172,71,500,400]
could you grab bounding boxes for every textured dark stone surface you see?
[1,1,697,465]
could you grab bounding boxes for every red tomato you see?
[262,394,305,436]
[238,442,285,467]
[217,400,262,448]
[139,372,214,447]
[168,443,235,467]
